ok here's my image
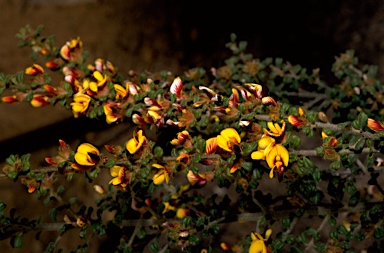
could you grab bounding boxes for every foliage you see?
[1,25,384,252]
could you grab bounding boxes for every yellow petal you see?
[110,166,121,177]
[152,164,164,169]
[249,240,267,253]
[205,137,218,154]
[153,171,165,185]
[258,136,275,150]
[126,138,139,154]
[267,122,278,134]
[221,128,241,144]
[74,153,94,166]
[265,229,272,240]
[109,177,121,185]
[251,150,265,160]
[276,145,289,166]
[78,143,99,156]
[217,135,232,152]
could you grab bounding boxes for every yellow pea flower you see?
[265,144,289,178]
[74,143,100,166]
[25,64,44,76]
[114,83,129,99]
[251,136,289,178]
[152,164,170,185]
[109,166,127,186]
[217,128,241,152]
[103,103,119,124]
[249,229,272,253]
[126,130,146,154]
[251,136,275,160]
[70,93,91,118]
[264,121,286,137]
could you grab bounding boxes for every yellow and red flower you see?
[60,37,83,62]
[367,118,384,132]
[152,164,170,185]
[30,94,50,107]
[70,93,91,118]
[25,64,44,76]
[287,115,306,127]
[103,102,120,124]
[187,170,214,188]
[249,229,272,253]
[109,165,129,187]
[263,121,286,137]
[73,143,100,168]
[251,136,289,179]
[171,130,190,146]
[126,130,147,154]
[217,128,241,152]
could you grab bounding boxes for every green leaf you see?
[289,134,301,149]
[6,154,17,166]
[330,161,341,170]
[314,241,327,252]
[357,112,368,130]
[189,233,201,246]
[210,224,221,235]
[196,138,206,153]
[153,146,163,159]
[137,227,146,239]
[16,71,24,84]
[7,171,18,180]
[374,227,384,239]
[181,216,192,228]
[336,225,348,235]
[196,217,206,227]
[242,142,257,156]
[11,233,23,248]
[312,167,321,182]
[104,159,116,169]
[302,157,314,169]
[140,167,150,179]
[57,185,65,195]
[282,217,291,228]
[149,241,159,253]
[241,161,253,172]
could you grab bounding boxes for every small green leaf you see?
[210,224,221,235]
[241,161,253,172]
[196,138,206,153]
[336,225,348,235]
[189,233,201,246]
[242,142,258,156]
[137,227,146,239]
[153,146,163,159]
[289,134,301,149]
[282,217,291,228]
[374,228,384,239]
[149,241,159,253]
[330,161,341,170]
[104,159,116,169]
[357,112,368,130]
[181,216,192,227]
[11,233,23,248]
[302,157,314,169]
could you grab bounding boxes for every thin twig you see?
[304,215,330,252]
[282,216,298,241]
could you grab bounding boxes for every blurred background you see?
[1,0,384,251]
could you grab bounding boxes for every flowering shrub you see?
[1,25,384,252]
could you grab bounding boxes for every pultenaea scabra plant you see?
[1,25,384,252]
